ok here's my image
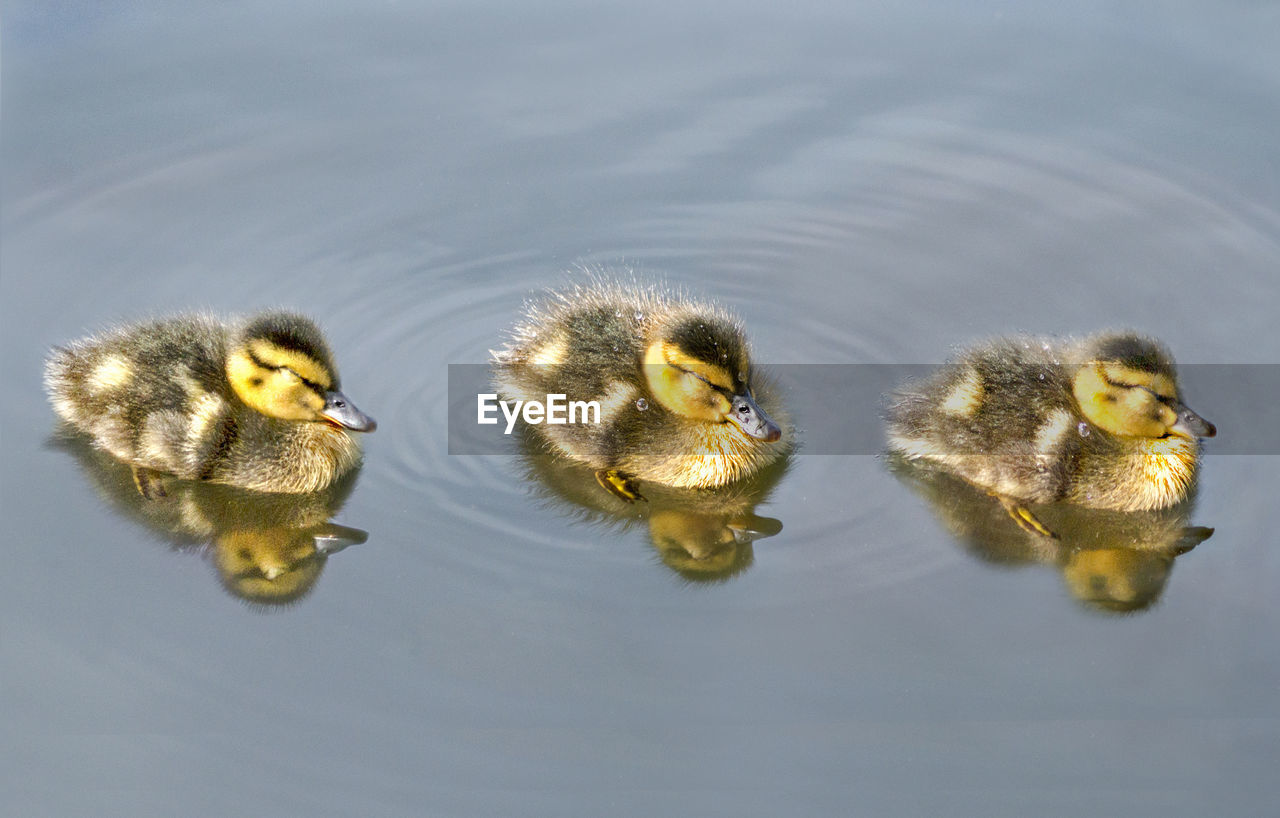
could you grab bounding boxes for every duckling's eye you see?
[678,367,706,382]
[1104,376,1172,405]
[679,368,732,397]
[281,367,326,394]
[1103,374,1175,403]
[1134,385,1175,405]
[1100,372,1144,390]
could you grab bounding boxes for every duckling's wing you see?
[888,342,1079,502]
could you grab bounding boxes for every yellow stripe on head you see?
[653,341,735,390]
[238,311,340,387]
[247,339,333,390]
[643,340,733,422]
[1100,364,1176,400]
[226,343,328,422]
[1074,363,1180,438]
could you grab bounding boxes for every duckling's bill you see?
[1170,402,1215,439]
[320,390,377,432]
[727,393,782,442]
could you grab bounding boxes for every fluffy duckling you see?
[887,333,1215,536]
[493,281,788,500]
[46,311,376,494]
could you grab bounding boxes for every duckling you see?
[492,281,789,500]
[45,311,376,494]
[887,333,1215,537]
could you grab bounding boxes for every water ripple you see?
[290,124,1280,596]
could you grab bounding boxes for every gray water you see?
[4,2,1279,815]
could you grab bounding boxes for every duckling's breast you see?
[618,420,783,489]
[213,415,363,494]
[1068,433,1199,511]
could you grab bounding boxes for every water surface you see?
[4,2,1279,815]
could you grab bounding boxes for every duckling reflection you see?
[52,429,367,608]
[887,454,1212,613]
[515,426,790,582]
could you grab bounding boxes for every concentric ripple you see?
[217,120,1280,599]
[365,124,1280,596]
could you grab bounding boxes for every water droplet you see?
[614,309,623,318]
[1077,422,1090,437]
[1037,372,1045,381]
[635,398,649,411]
[611,344,619,353]
[633,311,645,322]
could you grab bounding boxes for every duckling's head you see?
[225,312,376,432]
[642,314,782,442]
[1071,334,1214,441]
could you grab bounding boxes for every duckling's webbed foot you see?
[131,465,171,500]
[992,493,1058,539]
[595,469,645,503]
